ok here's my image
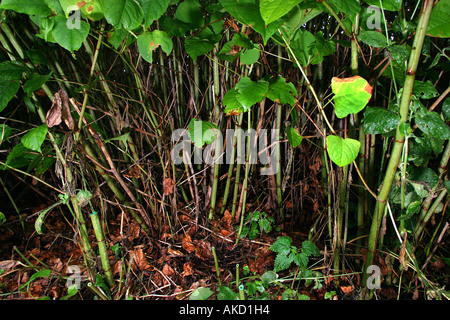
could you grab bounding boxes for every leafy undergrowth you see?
[2,201,440,301]
[0,202,328,300]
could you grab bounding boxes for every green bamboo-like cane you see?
[275,103,283,219]
[236,264,245,300]
[208,45,222,219]
[275,46,284,219]
[361,0,435,296]
[0,23,94,275]
[231,113,244,219]
[236,110,253,244]
[212,246,221,286]
[220,118,238,215]
[90,211,115,288]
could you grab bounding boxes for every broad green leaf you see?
[289,29,316,67]
[159,15,193,37]
[45,0,64,15]
[25,49,50,66]
[232,33,255,49]
[235,77,269,109]
[310,32,336,64]
[219,0,263,32]
[270,236,292,255]
[137,30,173,63]
[33,16,57,43]
[58,0,81,15]
[189,287,214,300]
[331,76,373,118]
[327,0,361,20]
[217,41,239,63]
[409,136,432,166]
[388,45,409,67]
[259,217,273,233]
[187,119,218,148]
[274,252,294,272]
[34,154,56,175]
[23,73,52,96]
[292,251,308,268]
[286,127,303,148]
[219,0,280,44]
[107,28,129,49]
[267,77,298,106]
[52,16,90,52]
[326,135,361,167]
[413,80,439,100]
[223,87,246,115]
[80,0,104,21]
[103,0,143,30]
[0,0,51,16]
[301,240,320,257]
[259,0,304,26]
[260,270,278,284]
[0,80,21,113]
[363,0,402,12]
[138,0,170,27]
[399,201,421,220]
[174,0,203,30]
[185,38,215,60]
[0,143,37,170]
[410,182,429,199]
[427,0,450,38]
[279,6,323,38]
[409,166,440,190]
[362,107,400,134]
[0,61,27,81]
[239,48,260,65]
[217,285,239,300]
[357,30,388,48]
[415,110,450,140]
[21,124,48,152]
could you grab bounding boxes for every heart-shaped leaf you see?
[326,135,360,167]
[52,16,90,52]
[0,0,51,16]
[103,0,143,30]
[21,124,48,152]
[223,87,246,115]
[235,77,269,109]
[259,0,304,26]
[267,77,298,106]
[286,126,303,147]
[140,0,170,27]
[331,76,373,118]
[187,119,218,148]
[137,30,172,63]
